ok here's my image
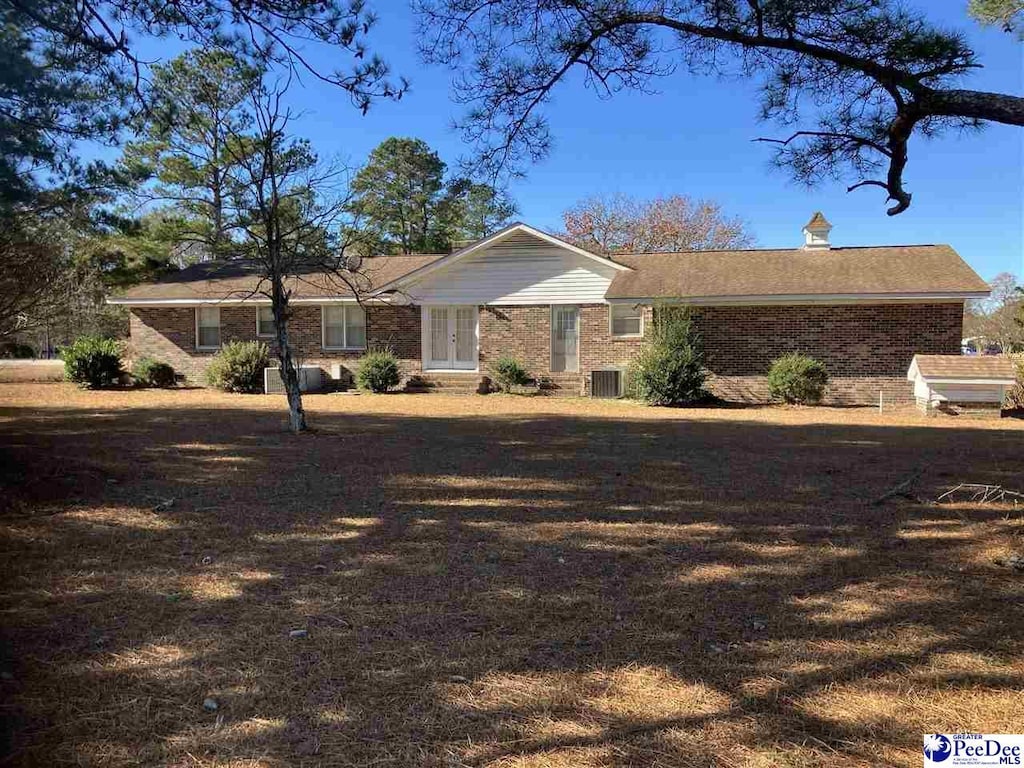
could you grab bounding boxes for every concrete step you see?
[404,374,489,394]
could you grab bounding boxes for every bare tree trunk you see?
[271,285,307,433]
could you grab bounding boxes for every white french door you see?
[423,305,478,371]
[551,306,579,373]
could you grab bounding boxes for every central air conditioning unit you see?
[591,369,623,399]
[264,366,323,394]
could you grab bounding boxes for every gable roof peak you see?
[801,211,833,250]
[804,211,831,230]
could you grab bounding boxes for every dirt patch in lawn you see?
[1,383,1022,767]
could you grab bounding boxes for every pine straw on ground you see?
[0,383,1022,767]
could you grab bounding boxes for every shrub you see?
[0,341,35,359]
[205,341,269,393]
[356,347,401,393]
[61,336,123,389]
[767,353,829,404]
[629,306,706,406]
[132,357,176,388]
[493,355,532,392]
[1007,355,1024,410]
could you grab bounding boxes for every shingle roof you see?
[910,355,1018,381]
[607,244,989,300]
[112,239,989,304]
[804,211,831,229]
[112,254,446,302]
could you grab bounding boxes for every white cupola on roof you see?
[801,211,832,250]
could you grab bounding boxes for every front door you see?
[424,305,478,371]
[551,305,579,373]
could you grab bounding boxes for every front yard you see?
[1,383,1022,767]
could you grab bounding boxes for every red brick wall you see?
[479,304,650,394]
[693,303,961,377]
[131,300,963,404]
[477,302,960,402]
[129,304,421,384]
[693,303,962,404]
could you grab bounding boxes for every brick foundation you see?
[129,301,963,404]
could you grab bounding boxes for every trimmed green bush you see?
[629,306,706,406]
[356,348,401,393]
[205,341,269,393]
[132,357,176,388]
[767,353,829,404]
[493,355,532,392]
[61,336,124,389]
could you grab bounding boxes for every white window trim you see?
[255,306,276,338]
[195,306,221,350]
[609,303,644,338]
[321,304,367,351]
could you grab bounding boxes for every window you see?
[322,305,366,349]
[196,307,221,349]
[610,304,643,337]
[256,306,276,337]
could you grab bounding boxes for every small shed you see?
[907,355,1018,415]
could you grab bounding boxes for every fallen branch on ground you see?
[936,484,1024,505]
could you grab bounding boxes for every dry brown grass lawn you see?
[1,383,1022,767]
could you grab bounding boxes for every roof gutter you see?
[919,378,1017,385]
[106,296,373,306]
[604,291,988,306]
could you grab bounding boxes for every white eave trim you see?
[107,296,365,306]
[913,377,1016,385]
[373,222,632,294]
[604,291,988,306]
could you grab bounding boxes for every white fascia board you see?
[507,224,632,271]
[107,296,366,306]
[920,377,1017,385]
[376,222,631,294]
[604,292,987,306]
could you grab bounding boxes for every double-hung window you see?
[322,305,366,349]
[256,306,276,337]
[196,307,221,349]
[610,304,643,337]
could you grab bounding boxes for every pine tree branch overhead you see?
[415,0,1024,215]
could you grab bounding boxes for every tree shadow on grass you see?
[1,399,1022,766]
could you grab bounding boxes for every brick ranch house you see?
[109,214,990,404]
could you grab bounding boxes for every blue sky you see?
[122,0,1022,281]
